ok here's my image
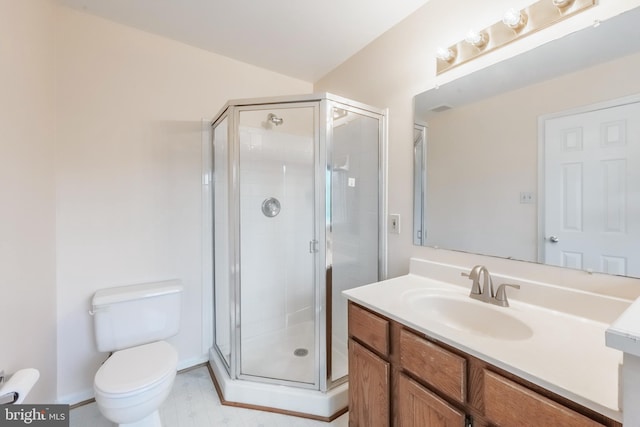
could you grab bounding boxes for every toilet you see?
[91,280,183,427]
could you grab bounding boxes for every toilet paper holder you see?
[0,370,19,404]
[0,391,18,404]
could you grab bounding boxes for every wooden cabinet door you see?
[398,374,466,427]
[349,339,390,427]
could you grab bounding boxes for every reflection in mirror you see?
[413,6,640,278]
[413,123,427,245]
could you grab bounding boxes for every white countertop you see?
[607,296,640,358]
[344,271,626,422]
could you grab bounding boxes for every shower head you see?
[267,113,284,126]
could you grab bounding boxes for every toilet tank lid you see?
[92,280,182,309]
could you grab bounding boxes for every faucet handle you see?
[462,266,482,295]
[461,271,476,283]
[492,283,521,307]
[461,265,483,279]
[461,271,474,280]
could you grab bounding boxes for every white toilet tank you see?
[92,280,183,352]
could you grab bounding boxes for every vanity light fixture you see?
[464,30,488,48]
[502,8,528,31]
[436,0,595,75]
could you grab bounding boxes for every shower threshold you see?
[208,348,348,421]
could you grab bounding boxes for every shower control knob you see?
[261,197,281,217]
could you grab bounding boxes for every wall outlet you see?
[389,214,401,234]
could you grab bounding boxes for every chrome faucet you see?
[461,265,494,302]
[462,265,520,307]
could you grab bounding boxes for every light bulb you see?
[435,47,455,62]
[502,8,527,30]
[464,30,488,48]
[552,0,574,8]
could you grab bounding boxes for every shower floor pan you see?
[209,320,348,420]
[241,320,347,384]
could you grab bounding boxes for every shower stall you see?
[208,93,387,419]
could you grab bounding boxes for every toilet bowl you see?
[94,341,178,427]
[91,280,183,427]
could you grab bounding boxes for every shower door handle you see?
[309,240,319,253]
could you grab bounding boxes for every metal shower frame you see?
[209,92,388,394]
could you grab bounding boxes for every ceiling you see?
[55,0,430,82]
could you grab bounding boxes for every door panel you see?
[544,101,640,276]
[329,105,382,383]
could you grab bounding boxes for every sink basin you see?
[408,292,534,341]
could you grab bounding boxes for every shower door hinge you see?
[309,240,319,253]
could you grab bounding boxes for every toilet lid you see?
[94,341,177,396]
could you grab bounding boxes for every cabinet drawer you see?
[400,329,466,403]
[484,370,605,427]
[348,302,390,356]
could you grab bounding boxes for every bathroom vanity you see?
[344,259,630,427]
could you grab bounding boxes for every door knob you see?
[549,235,559,243]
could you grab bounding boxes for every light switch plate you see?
[389,214,401,234]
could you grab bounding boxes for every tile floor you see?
[70,366,349,427]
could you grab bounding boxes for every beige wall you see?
[2,0,312,404]
[315,0,640,280]
[53,5,312,403]
[0,0,57,403]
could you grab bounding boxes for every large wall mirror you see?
[413,6,640,278]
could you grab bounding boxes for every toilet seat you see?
[94,341,177,398]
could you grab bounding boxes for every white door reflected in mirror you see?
[543,100,640,277]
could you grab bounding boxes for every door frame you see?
[536,92,640,264]
[233,101,322,390]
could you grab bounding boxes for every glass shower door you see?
[237,105,318,386]
[328,104,383,383]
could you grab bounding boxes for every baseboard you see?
[177,355,209,371]
[58,389,94,406]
